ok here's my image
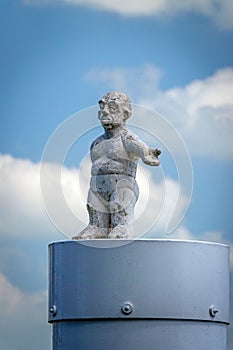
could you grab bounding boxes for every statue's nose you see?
[102,105,109,113]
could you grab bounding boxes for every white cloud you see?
[0,272,46,316]
[24,0,233,29]
[135,168,189,237]
[0,153,190,238]
[0,154,57,238]
[85,65,233,159]
[0,154,92,239]
[0,272,49,350]
[85,64,163,98]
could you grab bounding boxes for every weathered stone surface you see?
[73,92,161,240]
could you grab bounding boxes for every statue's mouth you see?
[100,115,121,129]
[102,122,113,129]
[101,116,113,128]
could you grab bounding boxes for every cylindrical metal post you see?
[48,239,230,350]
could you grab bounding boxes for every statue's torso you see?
[90,135,138,177]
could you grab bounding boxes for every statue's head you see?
[98,91,132,129]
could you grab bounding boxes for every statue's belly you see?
[90,174,138,200]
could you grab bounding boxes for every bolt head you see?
[209,306,219,317]
[121,302,133,315]
[49,305,57,316]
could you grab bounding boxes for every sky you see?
[0,0,233,349]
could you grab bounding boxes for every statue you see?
[73,92,161,240]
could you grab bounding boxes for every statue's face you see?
[98,99,127,130]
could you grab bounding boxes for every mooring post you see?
[48,239,230,350]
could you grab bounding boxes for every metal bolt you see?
[209,306,219,317]
[121,302,133,315]
[49,305,57,316]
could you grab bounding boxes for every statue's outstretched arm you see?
[123,132,161,166]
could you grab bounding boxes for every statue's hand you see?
[153,148,161,157]
[142,148,161,166]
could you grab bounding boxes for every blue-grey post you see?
[48,239,230,350]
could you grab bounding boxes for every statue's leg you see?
[88,204,110,230]
[72,189,110,239]
[108,180,139,239]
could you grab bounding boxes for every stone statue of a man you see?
[73,91,161,240]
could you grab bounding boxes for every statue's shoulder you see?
[121,129,147,157]
[90,134,105,150]
[121,129,140,145]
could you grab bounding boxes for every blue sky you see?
[0,0,233,349]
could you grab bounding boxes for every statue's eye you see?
[109,104,116,111]
[99,102,104,110]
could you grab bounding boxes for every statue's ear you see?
[123,111,130,120]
